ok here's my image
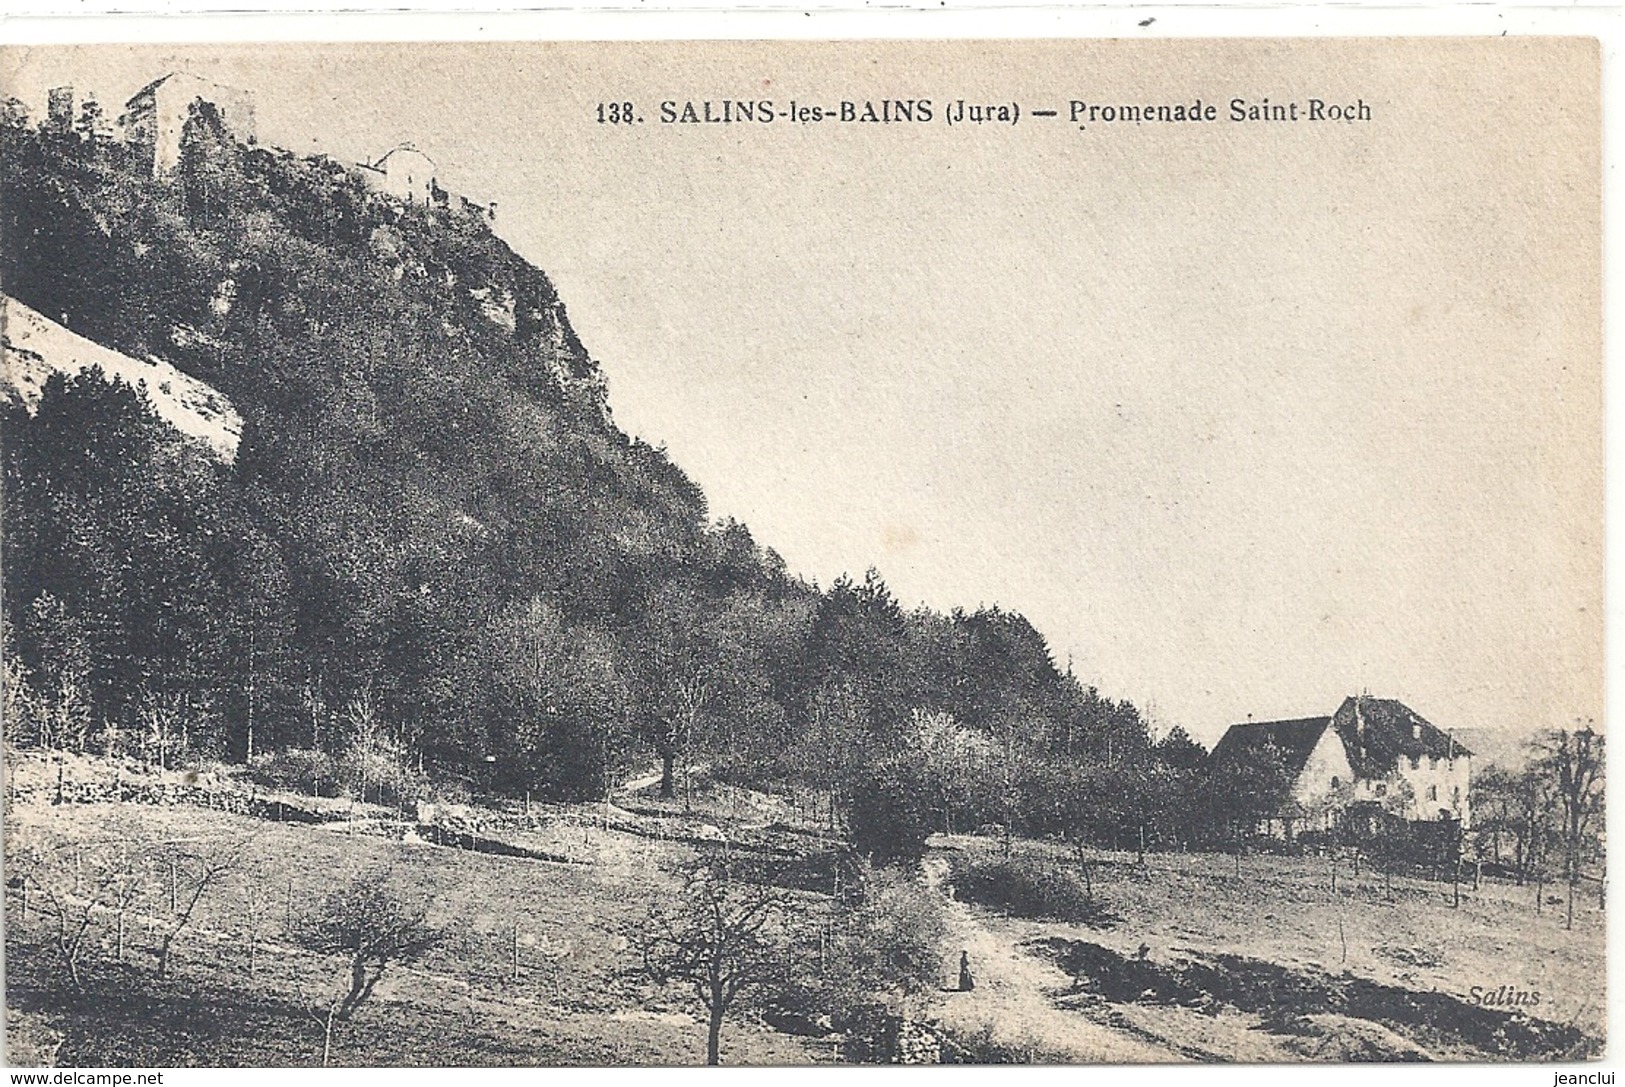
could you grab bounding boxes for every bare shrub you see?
[950,856,1120,927]
[827,860,946,1004]
[245,748,341,797]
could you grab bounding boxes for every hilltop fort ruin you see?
[121,72,258,176]
[39,74,493,220]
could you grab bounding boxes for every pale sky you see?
[3,39,1603,746]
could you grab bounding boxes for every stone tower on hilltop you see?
[121,72,256,177]
[46,86,74,135]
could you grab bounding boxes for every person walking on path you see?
[958,950,975,992]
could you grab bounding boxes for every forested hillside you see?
[1,102,1206,847]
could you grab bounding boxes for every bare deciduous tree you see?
[3,655,47,751]
[304,986,346,1067]
[104,842,149,965]
[137,686,186,771]
[1537,726,1605,930]
[640,856,793,1065]
[343,688,384,804]
[14,833,139,988]
[155,837,245,978]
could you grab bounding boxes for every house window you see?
[1426,784,1438,801]
[1375,783,1387,797]
[1330,776,1341,788]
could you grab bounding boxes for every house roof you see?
[1330,696,1471,777]
[1208,716,1332,783]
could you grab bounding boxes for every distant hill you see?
[1453,727,1545,773]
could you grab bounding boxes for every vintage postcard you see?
[0,37,1605,1067]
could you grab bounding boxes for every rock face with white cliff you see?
[4,294,242,461]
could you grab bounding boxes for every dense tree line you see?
[1,102,1211,849]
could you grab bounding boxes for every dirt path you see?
[617,762,710,797]
[620,767,664,794]
[922,856,1180,1063]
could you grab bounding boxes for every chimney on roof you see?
[1411,723,1421,740]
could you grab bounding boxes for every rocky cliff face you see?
[3,294,243,460]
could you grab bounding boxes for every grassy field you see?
[4,786,832,1066]
[3,751,1606,1066]
[927,834,1605,1062]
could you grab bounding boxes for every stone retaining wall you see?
[9,776,352,825]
